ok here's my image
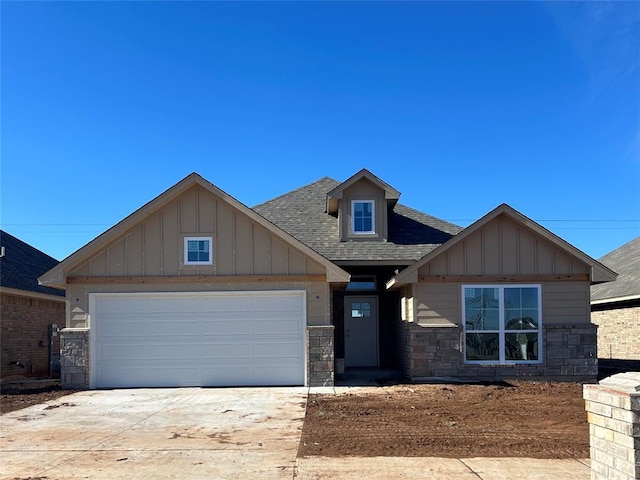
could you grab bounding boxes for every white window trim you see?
[462,284,542,365]
[184,236,213,266]
[351,199,375,235]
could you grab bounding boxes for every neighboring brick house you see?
[40,170,617,389]
[1,230,65,379]
[591,236,640,366]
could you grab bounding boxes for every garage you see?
[89,291,306,388]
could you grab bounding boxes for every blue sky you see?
[2,1,639,262]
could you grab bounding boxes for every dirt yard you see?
[300,381,589,458]
[1,386,77,414]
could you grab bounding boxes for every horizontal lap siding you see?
[414,284,458,326]
[543,282,590,325]
[66,281,329,329]
[411,282,590,327]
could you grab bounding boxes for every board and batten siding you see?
[338,179,388,241]
[69,185,325,278]
[418,215,590,277]
[409,215,593,328]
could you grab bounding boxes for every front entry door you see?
[344,296,379,367]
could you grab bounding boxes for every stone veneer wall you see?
[592,305,640,360]
[60,329,89,389]
[584,372,640,480]
[399,323,598,381]
[308,325,334,386]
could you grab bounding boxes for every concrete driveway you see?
[0,387,308,479]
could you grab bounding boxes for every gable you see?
[40,174,349,288]
[68,185,326,278]
[388,204,617,287]
[419,214,590,277]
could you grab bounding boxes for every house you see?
[39,170,617,389]
[591,236,640,370]
[1,230,65,379]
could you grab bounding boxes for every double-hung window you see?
[351,200,375,234]
[184,237,213,265]
[463,285,541,364]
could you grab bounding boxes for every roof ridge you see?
[252,176,338,208]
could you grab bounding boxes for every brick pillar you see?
[307,325,334,387]
[60,329,89,389]
[584,372,640,480]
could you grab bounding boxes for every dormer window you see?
[352,200,375,234]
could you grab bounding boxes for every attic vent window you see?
[184,237,213,265]
[352,200,375,234]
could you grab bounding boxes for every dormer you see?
[326,169,401,242]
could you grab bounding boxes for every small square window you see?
[184,237,213,265]
[351,200,375,234]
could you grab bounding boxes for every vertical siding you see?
[162,203,179,273]
[68,185,326,279]
[125,229,144,276]
[216,201,235,274]
[253,225,271,275]
[234,215,253,274]
[417,214,590,277]
[108,239,126,276]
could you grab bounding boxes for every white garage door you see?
[90,291,306,388]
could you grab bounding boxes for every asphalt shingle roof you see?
[591,236,640,302]
[253,177,462,263]
[0,230,64,297]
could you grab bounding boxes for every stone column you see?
[584,372,640,480]
[307,325,334,387]
[60,328,89,389]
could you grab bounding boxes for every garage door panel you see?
[253,317,303,334]
[98,320,149,337]
[99,367,202,388]
[148,344,202,360]
[98,343,151,361]
[200,296,252,312]
[252,295,302,311]
[253,365,304,385]
[92,291,305,388]
[201,343,252,359]
[200,320,252,335]
[253,342,301,359]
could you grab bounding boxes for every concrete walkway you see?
[295,456,590,479]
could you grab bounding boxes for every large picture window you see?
[351,200,375,234]
[463,285,541,364]
[184,237,213,265]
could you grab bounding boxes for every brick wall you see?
[398,322,598,382]
[1,292,65,378]
[584,372,640,480]
[592,305,640,360]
